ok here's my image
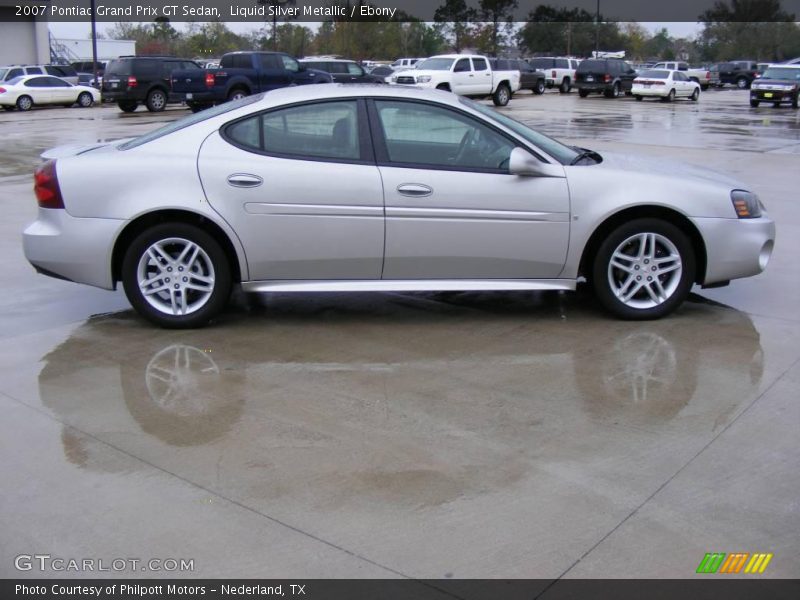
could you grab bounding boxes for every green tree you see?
[478,0,518,56]
[434,0,477,53]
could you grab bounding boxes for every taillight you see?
[0,87,6,94]
[127,75,137,87]
[34,160,64,209]
[551,70,556,78]
[705,72,711,80]
[603,73,612,83]
[205,72,215,87]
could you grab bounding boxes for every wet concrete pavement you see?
[0,90,798,580]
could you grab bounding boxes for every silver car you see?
[23,85,775,328]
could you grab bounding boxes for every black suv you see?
[717,61,759,89]
[102,56,202,112]
[576,58,637,98]
[490,59,546,94]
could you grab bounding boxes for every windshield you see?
[636,70,669,79]
[761,67,800,81]
[119,93,265,150]
[417,58,455,71]
[459,97,579,165]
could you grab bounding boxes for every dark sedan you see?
[490,59,546,94]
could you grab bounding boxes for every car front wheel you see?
[122,223,232,328]
[592,219,695,320]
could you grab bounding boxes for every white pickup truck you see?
[389,54,521,106]
[651,61,712,90]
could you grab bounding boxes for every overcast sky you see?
[48,20,704,41]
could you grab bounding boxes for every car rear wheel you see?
[122,223,232,328]
[16,95,33,111]
[592,219,695,320]
[228,88,248,102]
[77,92,93,108]
[736,77,749,89]
[605,82,620,98]
[492,83,511,106]
[690,88,700,101]
[662,89,676,102]
[635,95,643,101]
[118,101,138,112]
[146,89,167,112]
[559,78,571,93]
[534,80,546,94]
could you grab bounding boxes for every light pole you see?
[595,0,600,57]
[90,0,99,87]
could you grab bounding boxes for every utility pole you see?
[90,0,99,87]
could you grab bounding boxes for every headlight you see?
[391,76,398,83]
[417,76,431,83]
[780,84,796,91]
[751,83,763,90]
[731,190,763,219]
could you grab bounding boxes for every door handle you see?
[227,173,263,188]
[397,183,433,197]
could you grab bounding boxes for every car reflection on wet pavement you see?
[0,89,798,579]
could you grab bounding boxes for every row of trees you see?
[104,1,800,63]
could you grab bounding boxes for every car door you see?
[451,58,473,94]
[46,76,76,103]
[197,99,385,281]
[673,71,689,96]
[621,62,637,90]
[22,77,53,104]
[369,99,570,280]
[471,57,492,94]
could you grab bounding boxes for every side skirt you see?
[241,279,577,293]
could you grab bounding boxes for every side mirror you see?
[508,147,565,178]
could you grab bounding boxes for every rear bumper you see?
[23,208,124,290]
[632,86,668,97]
[177,90,218,103]
[694,215,776,285]
[576,82,612,93]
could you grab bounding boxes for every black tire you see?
[736,77,749,89]
[121,223,233,328]
[492,83,511,106]
[690,88,700,102]
[16,95,33,111]
[701,84,709,91]
[118,101,138,113]
[77,92,93,108]
[791,94,798,109]
[558,78,571,93]
[605,82,620,98]
[578,89,590,98]
[635,95,643,101]
[227,88,248,102]
[146,88,167,112]
[188,103,211,113]
[662,89,676,103]
[534,79,546,95]
[592,218,696,320]
[750,99,760,108]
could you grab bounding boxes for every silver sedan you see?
[23,85,775,328]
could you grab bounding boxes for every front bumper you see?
[695,215,776,285]
[23,208,125,290]
[750,89,796,102]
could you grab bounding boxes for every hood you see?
[41,138,134,160]
[596,151,749,190]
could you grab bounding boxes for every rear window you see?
[529,58,554,69]
[637,70,669,79]
[577,60,606,73]
[105,60,132,76]
[555,59,569,68]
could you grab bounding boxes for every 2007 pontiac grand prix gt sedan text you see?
[23,85,775,328]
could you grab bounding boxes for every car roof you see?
[252,83,468,108]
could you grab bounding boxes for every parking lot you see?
[0,88,798,579]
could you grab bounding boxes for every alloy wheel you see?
[607,232,683,309]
